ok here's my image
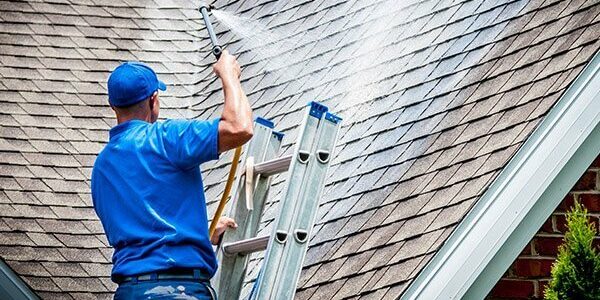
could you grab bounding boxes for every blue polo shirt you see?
[91,118,220,281]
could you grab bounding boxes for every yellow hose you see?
[209,146,243,238]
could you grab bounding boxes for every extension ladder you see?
[212,101,342,300]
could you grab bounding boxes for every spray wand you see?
[199,3,222,59]
[199,3,244,239]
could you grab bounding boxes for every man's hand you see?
[210,216,238,245]
[213,50,241,83]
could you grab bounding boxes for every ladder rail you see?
[274,113,341,299]
[251,103,324,300]
[213,118,283,300]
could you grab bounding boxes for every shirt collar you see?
[109,119,148,140]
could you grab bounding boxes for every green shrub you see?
[544,201,600,300]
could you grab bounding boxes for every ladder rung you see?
[222,235,269,255]
[254,154,292,176]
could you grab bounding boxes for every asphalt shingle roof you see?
[0,0,599,299]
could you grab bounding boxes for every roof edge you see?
[0,259,38,300]
[402,50,600,300]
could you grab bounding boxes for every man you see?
[91,50,252,300]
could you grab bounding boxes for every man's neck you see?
[116,114,151,125]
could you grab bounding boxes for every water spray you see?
[199,2,243,239]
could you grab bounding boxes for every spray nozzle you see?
[199,3,222,59]
[199,2,216,11]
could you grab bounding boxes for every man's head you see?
[107,62,166,123]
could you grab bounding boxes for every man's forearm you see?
[214,51,254,152]
[221,77,252,133]
[217,76,253,152]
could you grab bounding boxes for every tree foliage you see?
[545,201,600,300]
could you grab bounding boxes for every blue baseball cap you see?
[107,62,166,107]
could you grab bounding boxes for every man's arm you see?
[213,50,253,153]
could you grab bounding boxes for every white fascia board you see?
[402,50,600,300]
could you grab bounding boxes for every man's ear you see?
[149,91,158,109]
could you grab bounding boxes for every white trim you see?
[402,51,600,300]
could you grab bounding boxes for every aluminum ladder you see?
[212,101,342,300]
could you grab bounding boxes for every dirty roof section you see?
[0,0,599,299]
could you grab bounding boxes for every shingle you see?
[27,232,63,247]
[451,172,496,205]
[389,228,445,264]
[306,280,345,300]
[304,239,339,267]
[447,155,489,185]
[382,282,409,300]
[0,165,33,177]
[478,123,525,155]
[42,262,88,277]
[55,234,105,248]
[6,261,50,276]
[99,277,117,293]
[50,206,96,220]
[79,263,112,277]
[295,286,318,300]
[54,168,87,181]
[0,246,65,262]
[52,277,108,293]
[30,140,70,154]
[400,153,441,181]
[372,256,422,290]
[374,160,414,189]
[311,217,348,245]
[356,222,401,252]
[306,258,347,287]
[58,248,109,263]
[37,292,74,300]
[358,202,395,230]
[336,209,375,237]
[33,192,84,206]
[13,203,57,219]
[359,265,389,294]
[347,185,394,216]
[3,217,43,232]
[335,270,377,299]
[0,203,20,217]
[0,232,35,246]
[331,249,375,281]
[424,163,462,192]
[387,210,439,244]
[362,240,405,272]
[336,136,376,163]
[347,169,386,196]
[493,100,540,131]
[419,182,465,213]
[359,287,389,300]
[43,179,88,193]
[331,229,374,260]
[320,196,356,223]
[22,276,62,292]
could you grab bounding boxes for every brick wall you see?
[487,156,600,299]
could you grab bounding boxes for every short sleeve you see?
[162,118,220,169]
